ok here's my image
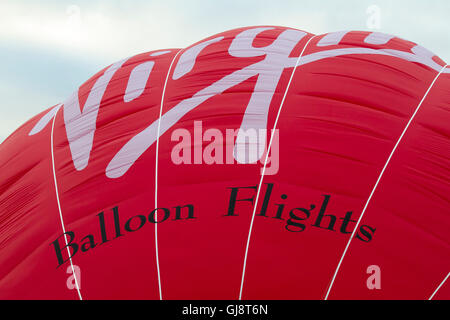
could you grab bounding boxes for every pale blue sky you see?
[1,0,449,143]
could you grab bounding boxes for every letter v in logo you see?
[63,58,128,170]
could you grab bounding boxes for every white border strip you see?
[324,64,448,300]
[51,105,83,300]
[154,49,184,300]
[238,35,317,300]
[429,272,450,300]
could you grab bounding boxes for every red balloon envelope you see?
[0,26,449,300]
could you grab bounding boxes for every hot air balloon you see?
[0,26,449,300]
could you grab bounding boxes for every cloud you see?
[1,0,449,61]
[0,1,351,62]
[0,78,61,143]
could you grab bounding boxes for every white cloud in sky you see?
[0,1,330,62]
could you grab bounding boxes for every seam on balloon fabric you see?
[51,104,83,300]
[154,49,184,301]
[238,34,318,300]
[323,64,448,300]
[429,272,450,300]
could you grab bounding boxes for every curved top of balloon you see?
[0,26,449,300]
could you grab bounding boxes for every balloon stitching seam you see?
[154,49,184,301]
[51,104,83,300]
[323,64,449,300]
[429,272,450,300]
[238,34,318,300]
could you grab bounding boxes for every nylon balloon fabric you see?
[0,26,449,300]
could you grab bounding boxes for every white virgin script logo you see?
[29,28,449,178]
